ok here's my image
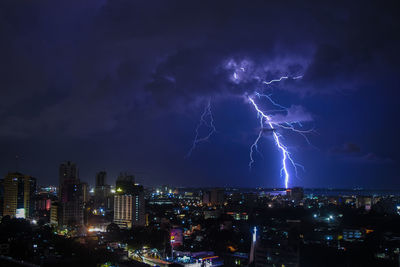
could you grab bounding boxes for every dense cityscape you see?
[1,162,400,266]
[2,0,400,266]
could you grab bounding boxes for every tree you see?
[1,215,11,225]
[106,223,120,233]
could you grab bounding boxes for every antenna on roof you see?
[15,155,19,173]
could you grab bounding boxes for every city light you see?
[252,227,257,243]
[88,227,105,233]
[1,1,398,266]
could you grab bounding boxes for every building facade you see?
[59,161,78,198]
[0,179,3,218]
[202,188,225,205]
[286,187,304,202]
[113,173,145,228]
[34,192,57,222]
[94,171,111,210]
[50,201,59,225]
[59,161,84,226]
[3,172,36,218]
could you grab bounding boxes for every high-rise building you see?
[0,179,4,218]
[61,179,84,226]
[96,171,106,186]
[202,188,225,205]
[286,187,304,202]
[34,192,57,222]
[3,172,36,218]
[59,161,84,226]
[59,161,78,197]
[113,173,145,228]
[94,171,111,210]
[50,201,59,225]
[114,192,145,229]
[115,172,136,193]
[80,182,89,204]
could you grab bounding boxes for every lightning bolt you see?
[249,116,264,169]
[254,92,314,144]
[248,96,299,189]
[248,76,310,189]
[186,99,216,158]
[186,70,311,189]
[262,75,302,85]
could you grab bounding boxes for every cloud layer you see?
[1,0,399,138]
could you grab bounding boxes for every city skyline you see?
[2,149,399,188]
[2,1,400,266]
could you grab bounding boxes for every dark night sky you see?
[1,0,399,188]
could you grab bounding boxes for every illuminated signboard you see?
[170,228,183,248]
[16,208,25,219]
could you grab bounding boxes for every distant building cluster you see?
[1,168,400,266]
[0,161,145,231]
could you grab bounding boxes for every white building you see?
[114,191,145,229]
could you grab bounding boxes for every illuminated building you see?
[50,201,59,225]
[113,173,145,228]
[114,194,133,228]
[38,185,57,194]
[80,182,89,203]
[3,172,36,218]
[170,228,183,248]
[34,192,57,222]
[226,211,248,220]
[114,193,145,228]
[343,229,363,241]
[35,194,52,211]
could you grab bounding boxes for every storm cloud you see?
[0,0,399,188]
